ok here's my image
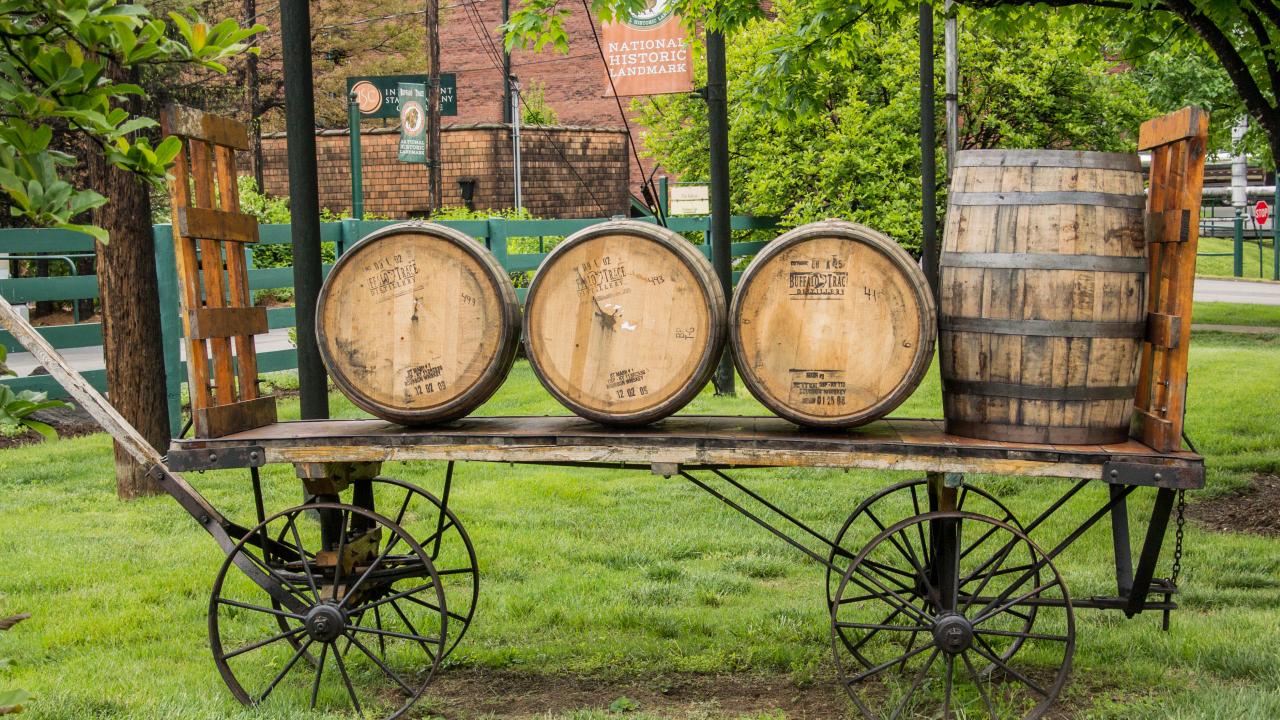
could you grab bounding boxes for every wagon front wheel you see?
[210,502,447,720]
[831,511,1074,720]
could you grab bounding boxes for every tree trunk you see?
[86,74,172,499]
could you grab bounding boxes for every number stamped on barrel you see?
[607,367,649,400]
[575,256,627,296]
[788,256,847,299]
[789,369,847,407]
[402,363,447,397]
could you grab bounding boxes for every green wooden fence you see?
[0,215,777,437]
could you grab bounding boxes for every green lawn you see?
[1196,236,1278,280]
[1192,301,1280,329]
[2,336,1279,719]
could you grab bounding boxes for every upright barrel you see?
[523,220,727,425]
[731,220,936,428]
[939,149,1147,444]
[316,221,521,425]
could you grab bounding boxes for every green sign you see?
[347,74,457,118]
[397,83,427,163]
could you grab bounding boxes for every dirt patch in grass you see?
[1187,474,1280,537]
[422,670,847,719]
[421,669,1086,719]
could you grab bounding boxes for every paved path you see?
[6,327,296,377]
[1194,277,1280,305]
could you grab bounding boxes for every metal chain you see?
[1170,488,1187,587]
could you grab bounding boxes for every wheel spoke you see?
[834,621,928,633]
[374,604,387,660]
[865,509,939,603]
[339,535,414,611]
[345,630,415,694]
[330,640,364,717]
[216,597,306,621]
[961,650,1000,719]
[331,509,349,603]
[972,579,1057,627]
[910,483,931,568]
[257,637,314,704]
[348,579,437,616]
[970,634,1050,698]
[959,529,1019,615]
[350,623,441,645]
[401,592,469,624]
[852,564,933,626]
[220,625,307,661]
[847,639,937,684]
[286,512,322,602]
[975,627,1070,642]
[240,546,314,605]
[888,645,940,720]
[389,598,439,663]
[309,643,329,709]
[942,654,954,720]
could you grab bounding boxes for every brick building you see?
[260,124,632,218]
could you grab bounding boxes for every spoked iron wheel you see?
[831,511,1074,720]
[211,502,447,720]
[272,476,479,663]
[827,480,1037,664]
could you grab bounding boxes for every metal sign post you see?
[348,91,364,220]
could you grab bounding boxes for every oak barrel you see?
[316,221,521,425]
[523,220,727,425]
[731,220,936,428]
[939,149,1147,444]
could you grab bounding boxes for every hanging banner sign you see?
[347,74,457,118]
[601,0,694,97]
[397,83,428,163]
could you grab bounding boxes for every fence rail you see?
[0,215,778,436]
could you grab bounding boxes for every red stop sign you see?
[1256,200,1271,226]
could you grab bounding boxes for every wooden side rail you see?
[1133,106,1209,452]
[160,105,276,438]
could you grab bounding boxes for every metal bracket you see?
[1102,461,1203,489]
[651,462,679,477]
[166,445,266,471]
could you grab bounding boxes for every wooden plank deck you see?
[168,416,1204,487]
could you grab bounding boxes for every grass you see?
[1196,236,1278,280]
[1192,301,1280,329]
[1,334,1279,719]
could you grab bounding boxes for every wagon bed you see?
[166,415,1204,487]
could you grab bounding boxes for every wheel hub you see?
[305,603,347,643]
[932,612,973,654]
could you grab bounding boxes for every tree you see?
[0,1,259,498]
[637,6,1151,250]
[508,0,1280,168]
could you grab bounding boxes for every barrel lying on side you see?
[731,220,936,428]
[523,220,727,425]
[317,221,521,425]
[939,149,1147,444]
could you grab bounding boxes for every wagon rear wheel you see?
[831,511,1073,720]
[210,502,447,720]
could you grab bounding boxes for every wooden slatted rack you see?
[1133,106,1210,452]
[161,105,276,438]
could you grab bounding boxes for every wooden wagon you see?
[0,106,1210,720]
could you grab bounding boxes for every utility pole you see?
[502,0,512,123]
[919,2,939,297]
[245,0,263,190]
[706,30,734,395]
[279,0,328,419]
[511,76,522,209]
[426,0,442,212]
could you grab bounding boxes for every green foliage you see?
[0,1,262,243]
[236,175,290,225]
[639,7,1150,252]
[608,696,639,713]
[0,611,31,714]
[521,80,560,125]
[0,346,68,440]
[431,206,535,221]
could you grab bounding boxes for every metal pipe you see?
[348,92,364,221]
[943,0,958,173]
[919,3,939,298]
[1274,181,1278,280]
[279,0,329,419]
[1234,208,1244,277]
[706,29,734,395]
[511,76,522,210]
[1199,185,1276,198]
